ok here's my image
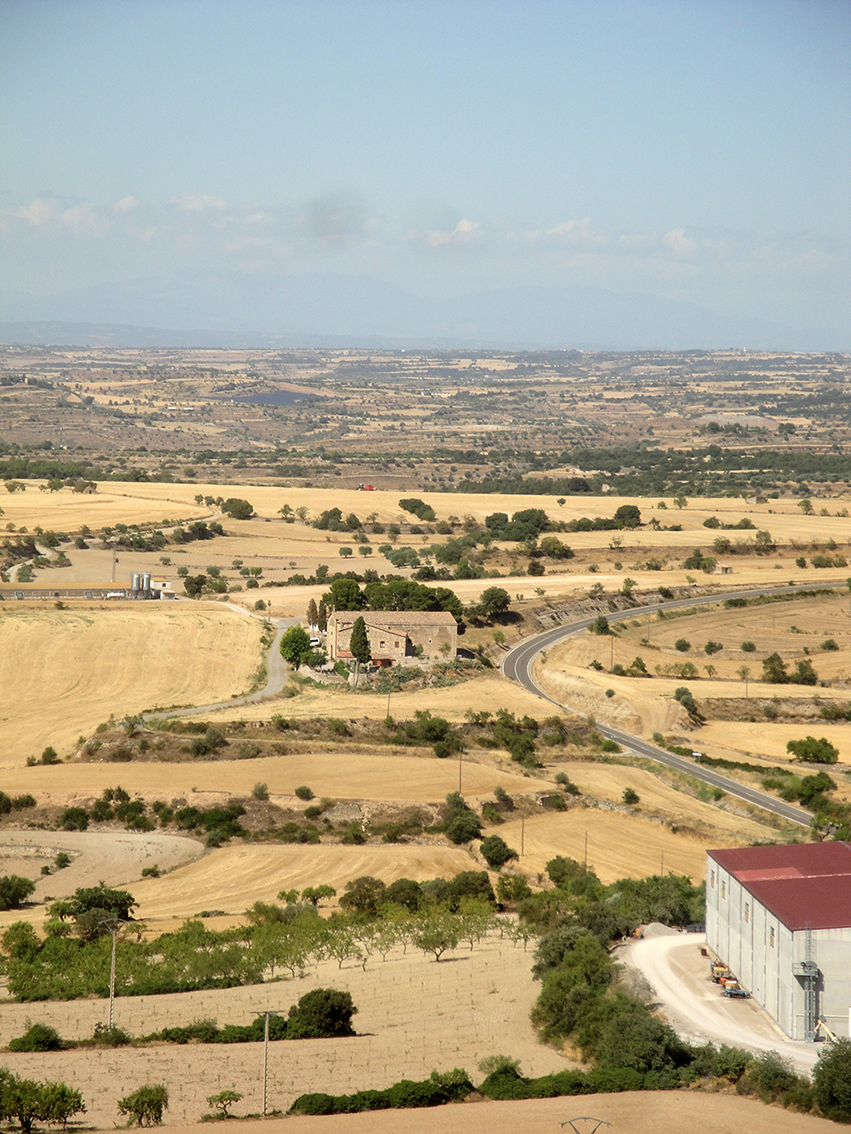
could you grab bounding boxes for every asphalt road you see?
[501,583,838,829]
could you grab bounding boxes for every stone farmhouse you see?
[326,610,457,665]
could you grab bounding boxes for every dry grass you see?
[0,604,262,764]
[1,481,845,1132]
[3,933,843,1132]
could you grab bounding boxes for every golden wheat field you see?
[0,604,263,764]
[0,480,848,1131]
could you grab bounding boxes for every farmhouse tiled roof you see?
[328,610,457,627]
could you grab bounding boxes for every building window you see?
[379,641,385,648]
[721,880,726,899]
[770,927,775,948]
[744,903,749,923]
[394,640,399,648]
[710,870,715,889]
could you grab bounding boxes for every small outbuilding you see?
[706,841,851,1041]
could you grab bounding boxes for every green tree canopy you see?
[349,617,371,666]
[814,1036,851,1122]
[323,578,365,611]
[480,835,518,870]
[280,626,312,667]
[613,504,641,528]
[477,587,511,620]
[0,876,35,912]
[786,736,839,764]
[221,498,254,520]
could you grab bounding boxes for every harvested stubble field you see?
[0,933,565,1127]
[2,480,848,1131]
[0,604,263,764]
[201,1094,847,1134]
[534,593,851,767]
[10,481,851,604]
[4,934,844,1133]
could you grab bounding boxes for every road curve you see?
[501,583,837,828]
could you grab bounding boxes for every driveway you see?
[620,928,823,1075]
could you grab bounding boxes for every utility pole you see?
[98,919,126,1029]
[262,1010,285,1115]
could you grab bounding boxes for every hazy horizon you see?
[2,0,849,350]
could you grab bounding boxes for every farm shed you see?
[706,842,851,1041]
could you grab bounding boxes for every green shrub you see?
[9,1023,64,1052]
[288,1093,336,1116]
[117,1084,169,1126]
[480,835,518,869]
[0,875,36,910]
[295,785,314,801]
[786,736,839,764]
[92,1022,132,1046]
[814,1036,851,1122]
[287,989,357,1039]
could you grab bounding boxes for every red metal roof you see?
[708,842,851,931]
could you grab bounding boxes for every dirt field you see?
[532,593,851,773]
[10,482,851,607]
[198,1095,848,1134]
[2,936,844,1132]
[0,604,263,764]
[2,480,846,1131]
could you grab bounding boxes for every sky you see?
[1,0,849,346]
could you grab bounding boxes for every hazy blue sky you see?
[1,0,849,343]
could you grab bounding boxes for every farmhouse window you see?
[721,881,726,899]
[744,903,749,923]
[710,870,715,889]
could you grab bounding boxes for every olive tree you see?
[117,1085,169,1126]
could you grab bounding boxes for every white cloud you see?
[17,198,59,227]
[113,195,141,213]
[62,204,108,236]
[546,217,592,239]
[427,218,479,247]
[170,192,227,213]
[663,227,698,257]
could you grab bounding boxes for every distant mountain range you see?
[0,273,845,351]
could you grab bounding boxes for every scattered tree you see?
[0,876,35,911]
[206,1090,243,1119]
[117,1085,169,1127]
[479,835,518,869]
[279,626,312,667]
[786,736,839,764]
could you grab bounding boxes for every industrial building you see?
[706,841,851,1041]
